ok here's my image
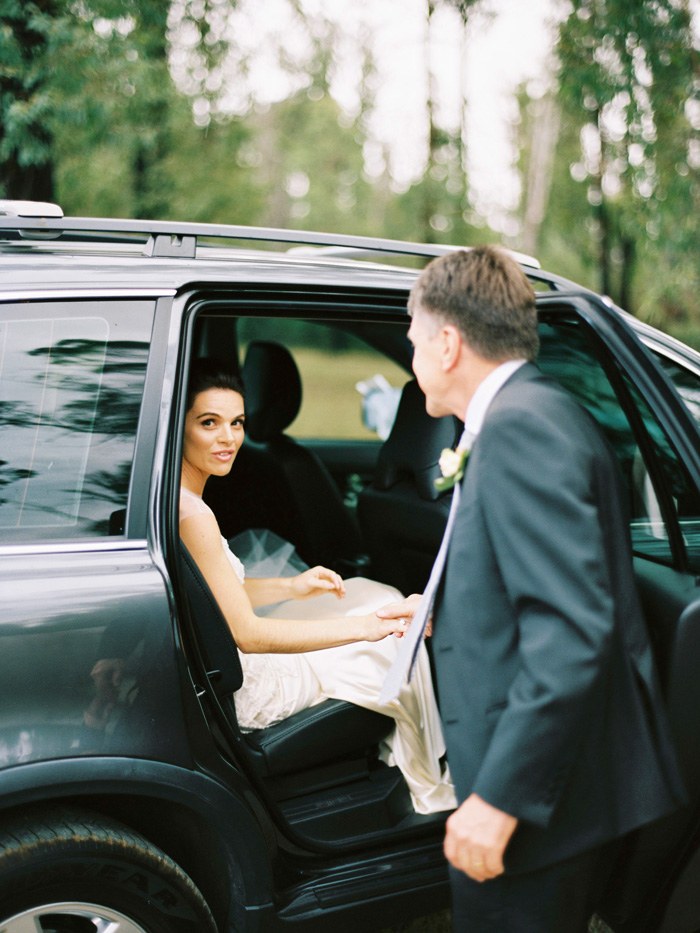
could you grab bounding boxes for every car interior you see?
[174,294,700,927]
[178,304,462,848]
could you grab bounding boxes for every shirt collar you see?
[463,359,526,440]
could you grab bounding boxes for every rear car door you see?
[0,295,189,773]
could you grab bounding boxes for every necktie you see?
[379,429,472,704]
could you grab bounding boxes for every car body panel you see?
[0,546,188,768]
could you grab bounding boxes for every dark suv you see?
[1,200,700,933]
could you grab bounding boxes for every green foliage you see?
[1,0,697,344]
[0,0,59,197]
[548,0,699,334]
[381,162,480,248]
[437,0,483,23]
[248,88,374,233]
[158,100,262,224]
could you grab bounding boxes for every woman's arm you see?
[244,566,345,609]
[180,513,401,653]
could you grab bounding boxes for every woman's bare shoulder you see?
[180,488,215,521]
[179,490,223,554]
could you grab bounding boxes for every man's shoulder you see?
[480,365,605,464]
[490,364,577,418]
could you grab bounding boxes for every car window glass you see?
[652,354,700,427]
[537,319,680,567]
[0,301,153,543]
[237,317,407,440]
[620,373,700,574]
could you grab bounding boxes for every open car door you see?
[535,292,700,933]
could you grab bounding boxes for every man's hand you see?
[376,593,423,636]
[444,793,518,883]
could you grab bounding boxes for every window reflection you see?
[0,302,154,542]
[538,318,700,572]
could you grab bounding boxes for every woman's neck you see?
[181,462,207,498]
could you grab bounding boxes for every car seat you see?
[204,340,365,573]
[178,543,393,794]
[357,378,462,594]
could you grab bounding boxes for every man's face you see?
[407,306,452,418]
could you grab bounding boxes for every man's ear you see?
[441,324,462,372]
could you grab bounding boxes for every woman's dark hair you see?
[186,357,244,412]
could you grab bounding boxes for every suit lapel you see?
[432,363,544,627]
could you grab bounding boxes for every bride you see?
[179,357,456,814]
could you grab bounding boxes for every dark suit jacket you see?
[432,363,685,874]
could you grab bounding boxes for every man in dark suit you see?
[380,247,684,931]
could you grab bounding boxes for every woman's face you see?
[183,388,245,481]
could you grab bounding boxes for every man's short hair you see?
[408,246,539,362]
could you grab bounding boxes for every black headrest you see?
[374,379,462,501]
[242,341,302,442]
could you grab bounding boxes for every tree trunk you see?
[521,96,560,257]
[596,198,612,299]
[619,235,636,313]
[592,113,612,298]
[2,160,55,203]
[421,0,439,243]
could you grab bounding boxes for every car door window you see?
[621,372,700,572]
[0,301,154,543]
[538,316,700,572]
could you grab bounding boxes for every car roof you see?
[0,241,417,294]
[2,206,699,406]
[9,205,696,376]
[0,207,570,297]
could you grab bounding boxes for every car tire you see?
[0,807,217,933]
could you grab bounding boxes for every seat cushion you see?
[243,698,394,777]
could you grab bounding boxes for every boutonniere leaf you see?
[434,445,469,492]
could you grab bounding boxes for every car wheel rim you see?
[0,902,147,933]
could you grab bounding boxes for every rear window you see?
[0,300,154,543]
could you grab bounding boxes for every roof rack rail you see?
[286,243,540,269]
[0,214,540,269]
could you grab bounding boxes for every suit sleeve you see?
[471,402,616,827]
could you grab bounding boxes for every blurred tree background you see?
[1,0,698,344]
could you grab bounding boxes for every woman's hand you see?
[290,566,346,600]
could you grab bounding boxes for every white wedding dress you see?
[180,489,456,814]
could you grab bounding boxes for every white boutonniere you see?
[434,444,469,492]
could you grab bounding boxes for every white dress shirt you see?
[463,359,526,442]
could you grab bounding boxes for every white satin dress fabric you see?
[180,488,456,814]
